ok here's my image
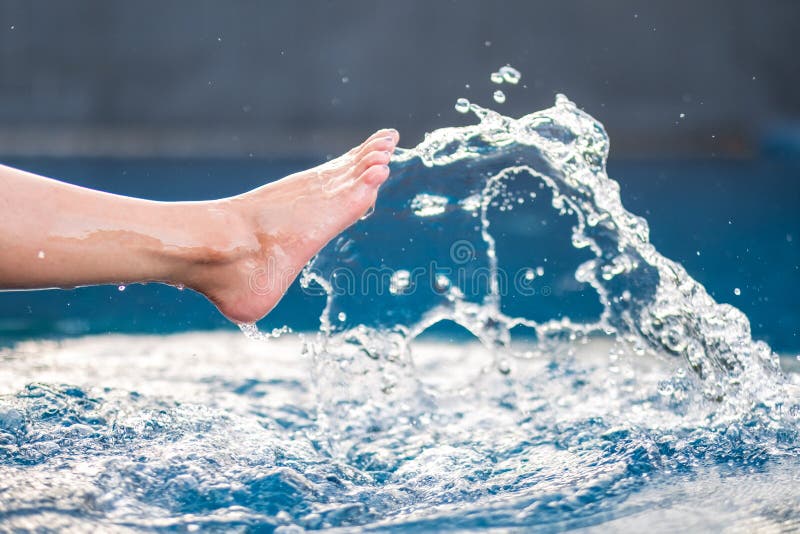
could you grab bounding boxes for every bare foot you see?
[182,129,399,324]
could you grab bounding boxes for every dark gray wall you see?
[0,0,798,156]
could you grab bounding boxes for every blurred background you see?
[0,1,798,351]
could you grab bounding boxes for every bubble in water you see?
[536,266,545,277]
[524,269,535,281]
[734,288,741,296]
[338,312,347,322]
[493,90,506,104]
[499,65,521,84]
[455,98,471,114]
[497,359,511,375]
[490,72,504,84]
[411,193,449,217]
[390,270,411,295]
[118,285,126,291]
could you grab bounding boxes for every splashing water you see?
[1,84,799,531]
[297,90,800,522]
[304,92,793,401]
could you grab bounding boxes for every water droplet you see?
[493,90,506,104]
[460,194,482,212]
[341,76,349,84]
[490,72,504,84]
[679,113,685,118]
[37,251,45,259]
[389,270,411,295]
[734,287,741,296]
[337,312,347,322]
[434,274,451,292]
[499,65,521,84]
[360,203,375,220]
[118,285,126,292]
[536,266,545,277]
[175,284,185,291]
[454,98,471,114]
[411,193,449,217]
[524,269,535,281]
[484,40,492,47]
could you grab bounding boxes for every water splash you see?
[302,90,797,423]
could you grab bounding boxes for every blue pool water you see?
[1,95,799,532]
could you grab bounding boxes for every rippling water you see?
[2,92,799,531]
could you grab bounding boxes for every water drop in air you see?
[493,90,506,104]
[499,65,521,84]
[434,274,451,292]
[411,193,449,217]
[389,270,411,295]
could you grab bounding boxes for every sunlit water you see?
[2,86,799,531]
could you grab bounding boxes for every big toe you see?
[351,129,399,158]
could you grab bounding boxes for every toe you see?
[359,164,391,187]
[355,137,397,162]
[349,129,399,157]
[354,150,392,177]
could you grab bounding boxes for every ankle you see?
[162,199,256,289]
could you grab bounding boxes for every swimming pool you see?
[1,96,799,532]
